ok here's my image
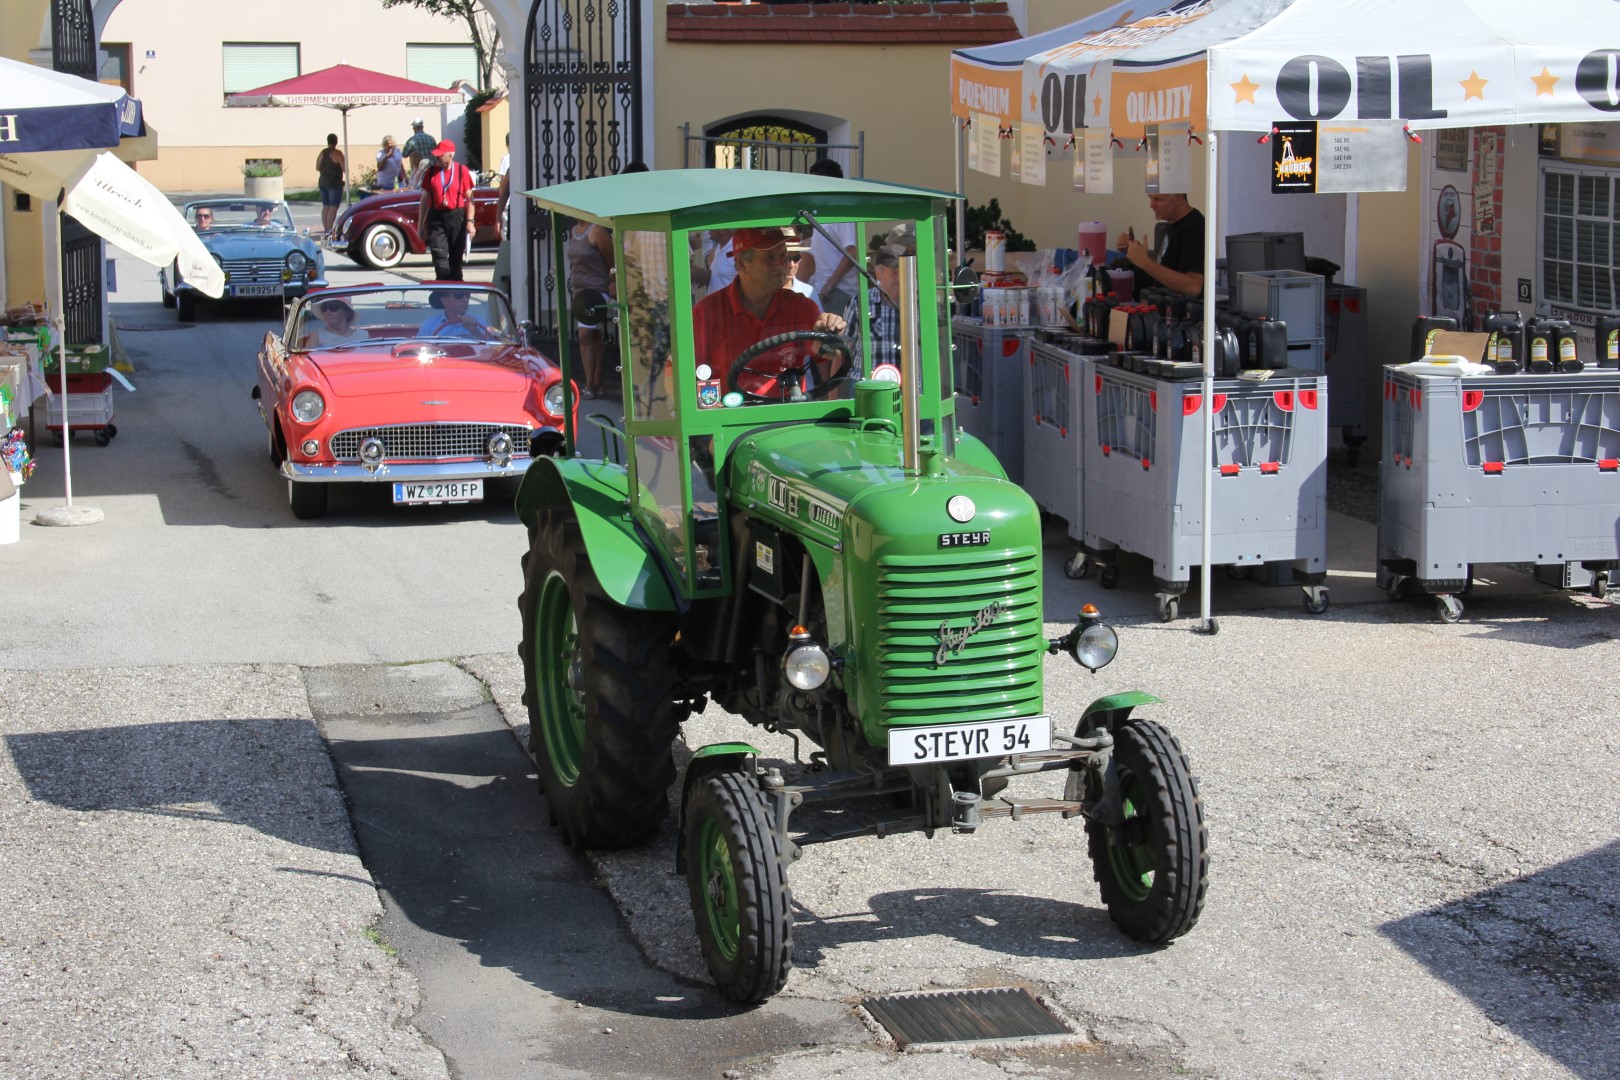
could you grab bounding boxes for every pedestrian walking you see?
[416,140,476,280]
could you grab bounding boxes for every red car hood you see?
[315,343,541,398]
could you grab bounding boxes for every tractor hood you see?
[727,422,1039,554]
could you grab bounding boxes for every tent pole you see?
[954,117,965,271]
[1198,130,1218,633]
[341,107,352,208]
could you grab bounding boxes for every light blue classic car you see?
[161,200,325,321]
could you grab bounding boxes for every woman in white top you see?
[304,298,365,348]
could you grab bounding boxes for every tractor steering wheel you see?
[727,330,854,404]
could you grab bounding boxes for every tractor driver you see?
[693,226,846,399]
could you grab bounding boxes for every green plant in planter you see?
[243,159,284,178]
[948,198,1035,253]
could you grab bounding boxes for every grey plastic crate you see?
[953,318,1030,484]
[1236,269,1324,341]
[1379,369,1620,589]
[1023,339,1085,529]
[1081,360,1329,590]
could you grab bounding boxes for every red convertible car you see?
[330,187,502,270]
[254,283,575,520]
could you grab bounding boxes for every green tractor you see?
[516,170,1207,1003]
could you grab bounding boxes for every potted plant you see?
[947,198,1036,271]
[243,159,284,202]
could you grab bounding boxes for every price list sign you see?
[1271,119,1407,194]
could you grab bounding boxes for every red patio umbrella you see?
[227,63,464,204]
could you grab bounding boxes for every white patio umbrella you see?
[0,56,223,525]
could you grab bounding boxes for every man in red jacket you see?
[416,140,477,280]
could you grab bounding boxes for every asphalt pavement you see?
[0,215,1616,1079]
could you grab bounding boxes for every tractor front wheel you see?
[519,505,681,848]
[683,771,793,1004]
[1086,720,1207,943]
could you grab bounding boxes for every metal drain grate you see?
[862,987,1070,1047]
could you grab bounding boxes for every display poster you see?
[1019,123,1047,185]
[1143,126,1162,192]
[1559,124,1620,166]
[1540,124,1562,157]
[1315,120,1407,193]
[1434,129,1469,172]
[1270,121,1317,194]
[971,111,1001,177]
[1156,122,1193,194]
[1072,139,1086,192]
[1473,130,1497,236]
[1271,119,1406,194]
[1083,129,1114,194]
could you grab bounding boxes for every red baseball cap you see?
[729,227,791,257]
[433,140,456,156]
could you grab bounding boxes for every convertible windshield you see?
[294,287,517,350]
[188,200,295,231]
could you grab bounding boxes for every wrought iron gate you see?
[53,0,103,344]
[522,0,644,349]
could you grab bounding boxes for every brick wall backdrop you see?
[1469,125,1506,325]
[666,1,1020,44]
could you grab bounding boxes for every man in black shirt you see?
[1116,192,1205,297]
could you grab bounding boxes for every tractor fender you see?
[515,456,675,611]
[675,742,760,872]
[1078,691,1163,734]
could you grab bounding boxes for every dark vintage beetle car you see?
[330,187,502,270]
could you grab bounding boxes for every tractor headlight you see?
[291,390,325,423]
[486,431,514,466]
[358,436,386,470]
[543,383,567,417]
[1072,604,1118,672]
[782,627,831,691]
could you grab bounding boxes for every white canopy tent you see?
[954,0,1620,629]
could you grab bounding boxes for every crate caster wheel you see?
[93,426,114,447]
[1099,563,1121,590]
[1383,574,1409,603]
[1303,586,1329,615]
[1591,571,1610,600]
[1156,594,1179,622]
[1436,594,1464,623]
[1063,552,1091,580]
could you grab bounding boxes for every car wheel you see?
[176,290,196,321]
[519,502,681,849]
[360,222,407,270]
[1086,719,1208,944]
[161,286,176,309]
[288,480,327,520]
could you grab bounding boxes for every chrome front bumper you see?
[281,458,531,483]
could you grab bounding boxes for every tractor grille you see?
[873,545,1045,726]
[221,257,282,285]
[329,422,535,461]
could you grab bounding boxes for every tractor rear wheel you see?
[519,505,681,848]
[1086,719,1207,943]
[684,771,793,1003]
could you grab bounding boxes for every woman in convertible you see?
[302,297,365,347]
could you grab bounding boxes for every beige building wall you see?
[2,0,51,308]
[102,0,475,192]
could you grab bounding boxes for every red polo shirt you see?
[693,281,823,396]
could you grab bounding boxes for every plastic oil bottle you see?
[1411,315,1457,361]
[1525,317,1556,374]
[1597,314,1620,368]
[1484,311,1524,374]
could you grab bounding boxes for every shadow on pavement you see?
[1380,840,1620,1080]
[5,718,351,856]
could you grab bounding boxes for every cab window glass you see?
[621,229,673,422]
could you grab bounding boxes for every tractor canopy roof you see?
[523,168,959,231]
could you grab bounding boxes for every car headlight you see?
[286,251,308,274]
[782,627,831,691]
[1072,605,1119,672]
[290,390,325,423]
[543,383,566,417]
